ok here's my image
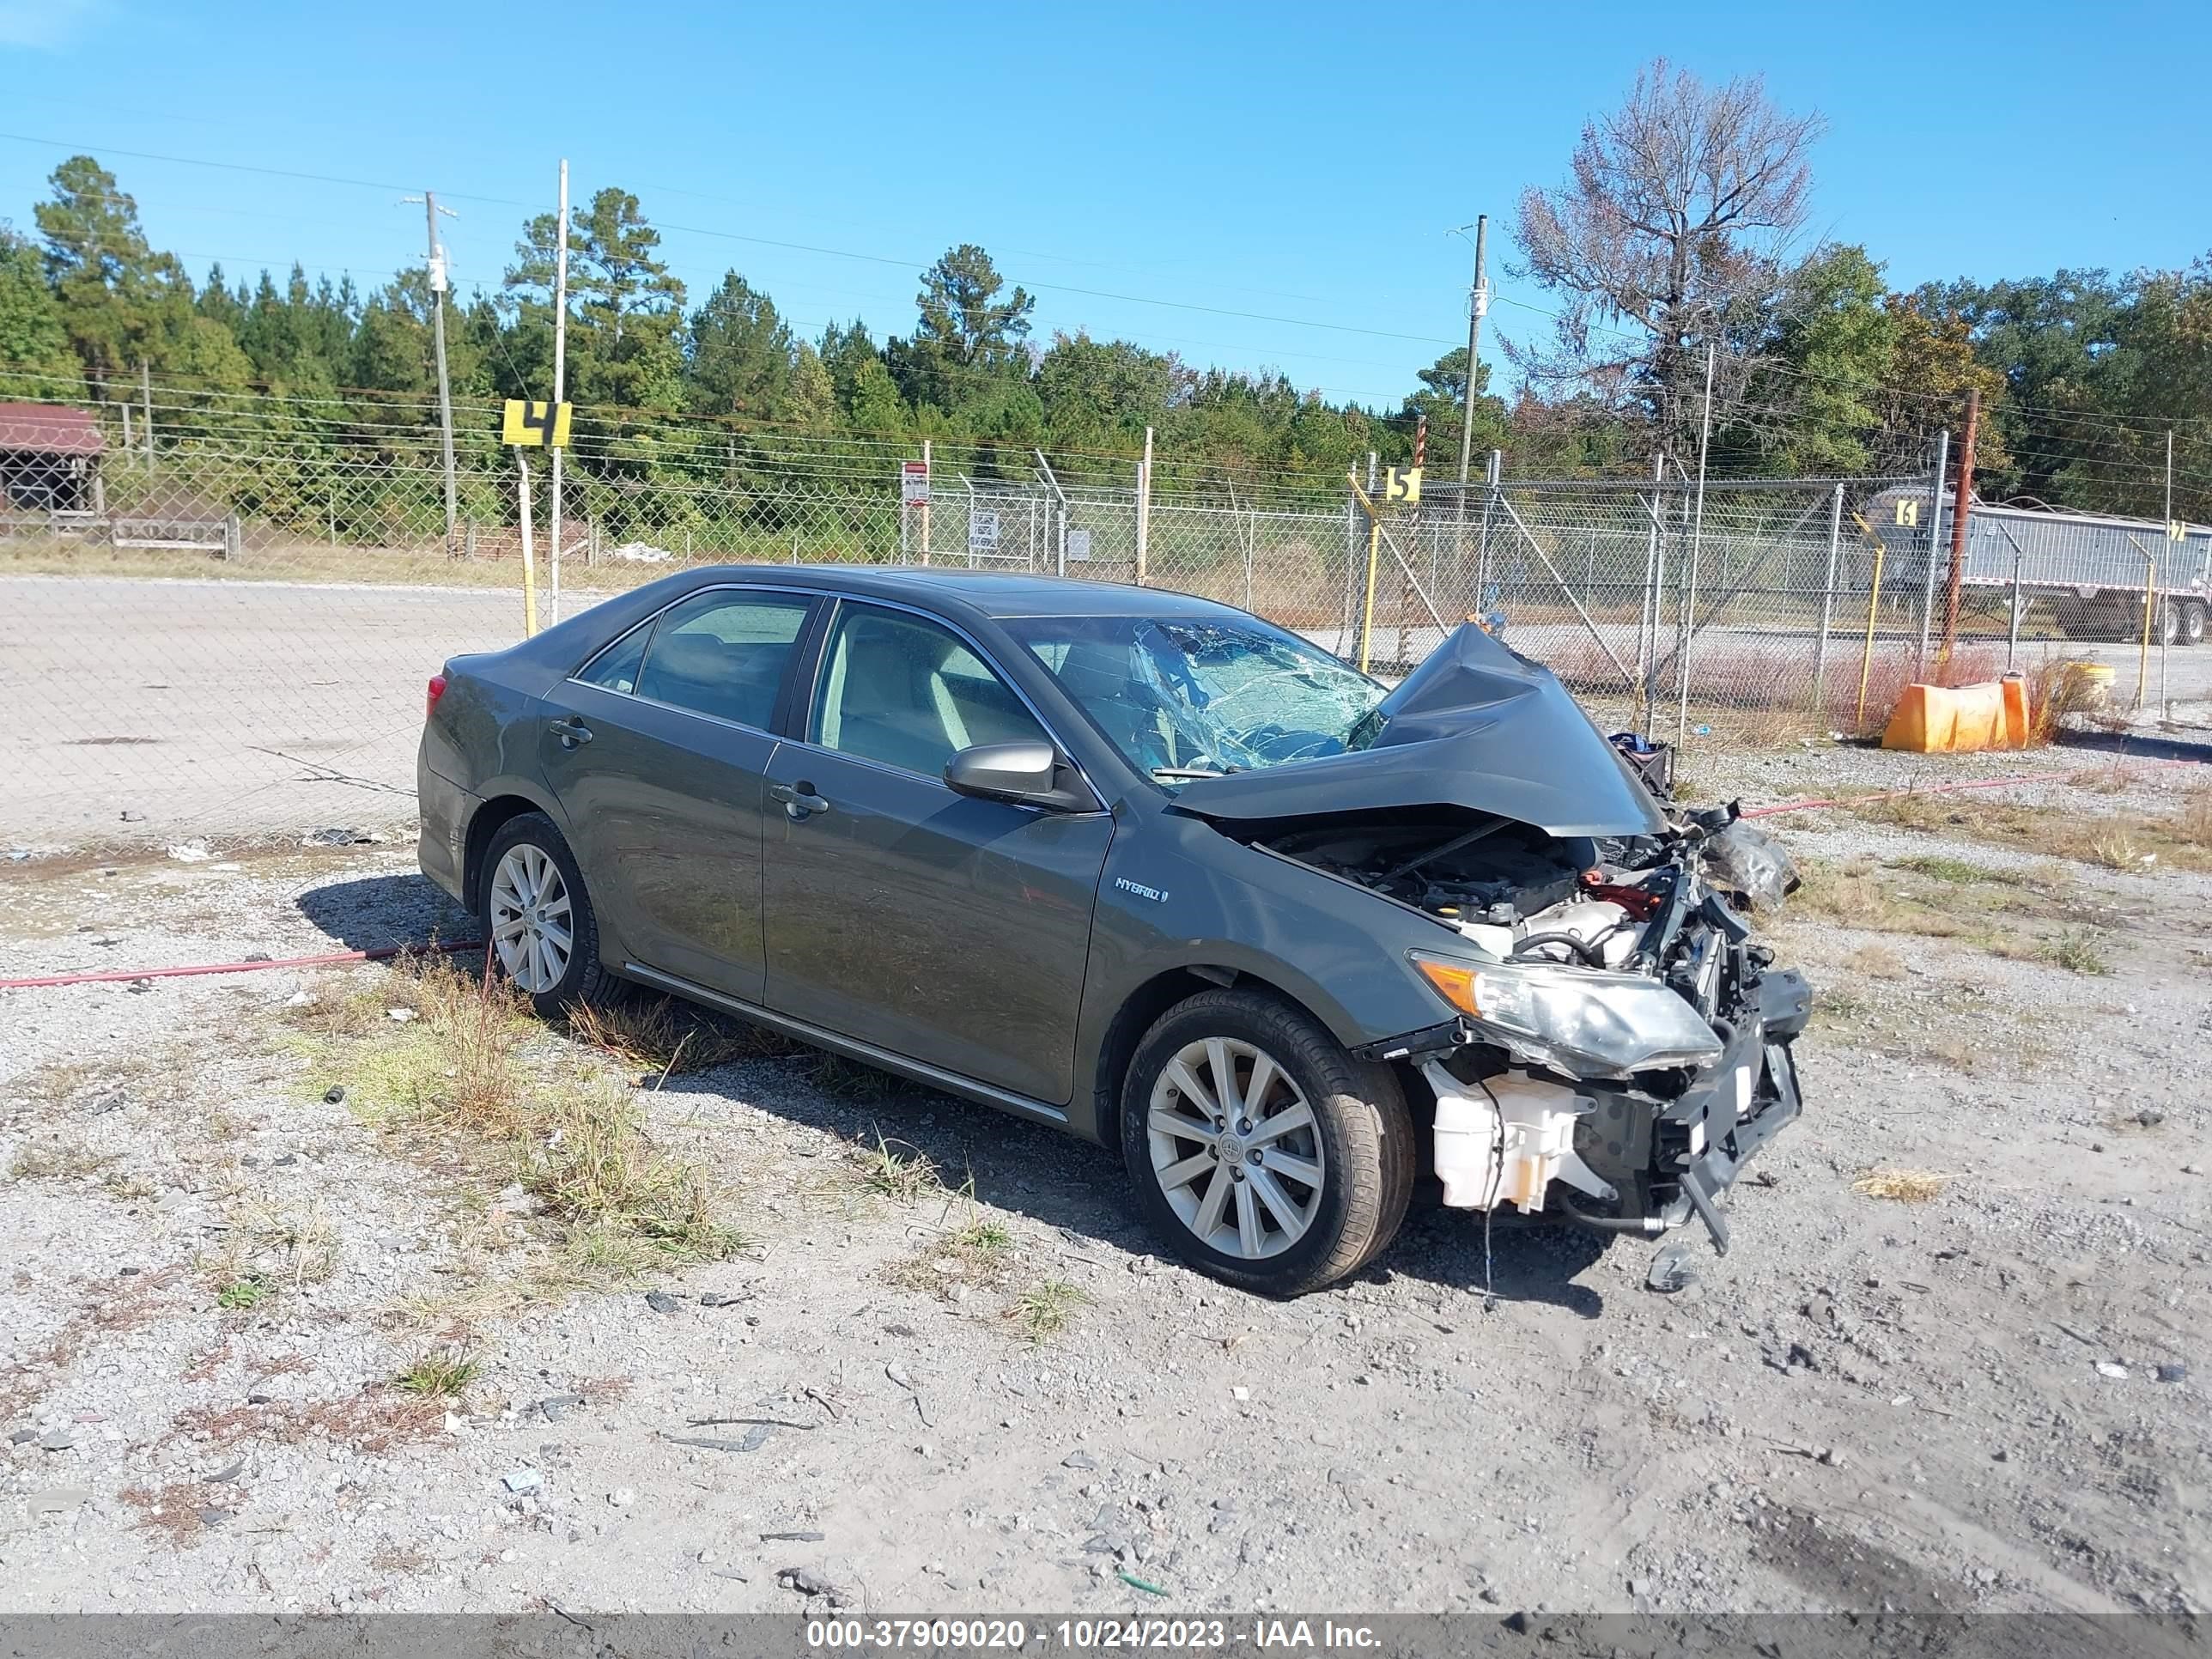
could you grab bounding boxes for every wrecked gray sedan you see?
[418,568,1809,1297]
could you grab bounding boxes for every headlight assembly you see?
[1413,951,1723,1077]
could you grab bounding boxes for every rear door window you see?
[630,590,813,729]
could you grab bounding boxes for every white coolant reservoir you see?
[1455,921,1516,957]
[1423,1062,1618,1212]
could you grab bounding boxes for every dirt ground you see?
[0,744,2206,1620]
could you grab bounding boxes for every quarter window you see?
[811,605,1048,779]
[629,590,812,728]
[575,621,649,695]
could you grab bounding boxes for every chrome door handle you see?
[770,781,830,819]
[549,716,593,748]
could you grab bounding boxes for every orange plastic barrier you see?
[1881,678,2031,752]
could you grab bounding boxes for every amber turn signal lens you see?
[1413,956,1481,1018]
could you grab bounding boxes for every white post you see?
[516,452,538,638]
[1134,427,1155,585]
[1675,344,1717,748]
[1812,481,1845,719]
[2162,429,2174,709]
[550,157,569,625]
[920,439,933,565]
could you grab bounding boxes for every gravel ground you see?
[1,741,2206,1619]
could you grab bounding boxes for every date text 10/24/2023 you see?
[804,1621,1382,1651]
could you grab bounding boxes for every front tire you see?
[479,812,611,1020]
[1120,988,1414,1297]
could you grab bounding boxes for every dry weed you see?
[1843,943,1906,980]
[1851,1168,1955,1203]
[563,994,793,1079]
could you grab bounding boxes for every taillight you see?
[426,672,448,721]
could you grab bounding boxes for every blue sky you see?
[2,0,2206,408]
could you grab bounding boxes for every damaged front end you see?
[1263,801,1811,1255]
[1323,808,1810,1253]
[1149,620,1810,1254]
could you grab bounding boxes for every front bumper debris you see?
[1389,966,1811,1255]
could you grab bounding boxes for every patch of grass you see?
[853,1128,939,1204]
[810,1053,900,1103]
[1009,1279,1090,1341]
[216,1275,269,1311]
[10,1058,104,1108]
[887,1182,1017,1299]
[280,952,744,1290]
[1845,789,2212,875]
[2175,785,2212,848]
[1888,854,2025,886]
[203,1196,338,1307]
[168,1389,442,1455]
[394,1345,480,1399]
[100,1170,155,1200]
[1791,859,1978,939]
[120,1480,240,1548]
[520,1080,746,1262]
[7,1139,112,1182]
[562,994,794,1081]
[2044,929,2111,975]
[2088,830,2144,872]
[1842,943,1905,981]
[1851,1168,1955,1203]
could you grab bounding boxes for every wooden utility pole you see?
[1937,386,1980,667]
[1454,216,1488,485]
[422,191,459,558]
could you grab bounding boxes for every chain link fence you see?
[1,387,2172,848]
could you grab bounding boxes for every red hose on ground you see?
[3,756,2199,992]
[0,938,483,991]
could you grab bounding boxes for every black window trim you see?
[788,594,1108,811]
[563,581,824,740]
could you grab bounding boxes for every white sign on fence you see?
[968,510,1000,554]
[900,459,929,505]
[1066,529,1092,562]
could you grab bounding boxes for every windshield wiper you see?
[1152,765,1237,781]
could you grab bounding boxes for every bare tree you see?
[1511,60,1824,464]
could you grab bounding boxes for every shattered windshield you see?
[1009,614,1388,783]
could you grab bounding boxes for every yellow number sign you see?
[1383,466,1423,506]
[1894,498,1920,527]
[501,399,573,447]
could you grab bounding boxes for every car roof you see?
[681,564,1250,623]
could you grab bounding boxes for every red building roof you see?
[0,404,105,457]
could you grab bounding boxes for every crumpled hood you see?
[1169,623,1665,837]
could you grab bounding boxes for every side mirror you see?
[944,741,1090,811]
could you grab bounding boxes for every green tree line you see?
[1,151,2206,522]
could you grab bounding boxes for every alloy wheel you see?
[1147,1036,1326,1259]
[488,843,574,994]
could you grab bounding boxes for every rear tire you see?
[2183,599,2206,647]
[479,811,613,1021]
[1120,988,1414,1297]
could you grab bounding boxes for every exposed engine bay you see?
[1255,795,1813,1254]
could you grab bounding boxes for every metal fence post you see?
[2008,550,2023,672]
[1917,430,1949,676]
[1476,448,1501,605]
[1811,481,1844,719]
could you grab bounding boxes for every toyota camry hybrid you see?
[418,567,1811,1297]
